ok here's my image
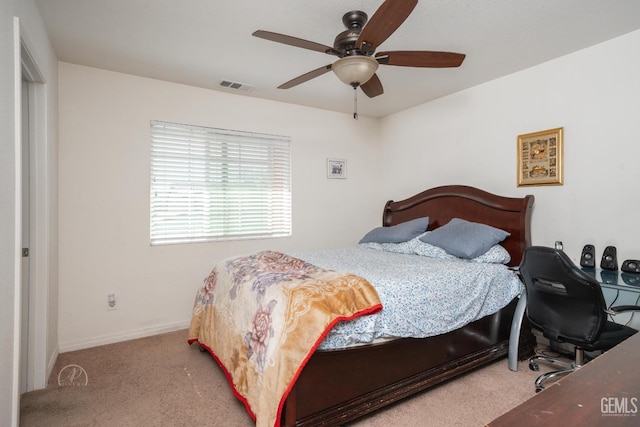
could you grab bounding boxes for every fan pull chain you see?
[353,85,359,120]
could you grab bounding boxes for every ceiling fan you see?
[252,0,466,101]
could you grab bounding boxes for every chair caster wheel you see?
[535,386,544,393]
[529,362,539,371]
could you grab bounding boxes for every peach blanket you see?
[188,251,382,427]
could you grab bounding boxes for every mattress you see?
[293,243,523,350]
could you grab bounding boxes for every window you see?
[150,121,291,245]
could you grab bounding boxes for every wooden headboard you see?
[382,185,534,266]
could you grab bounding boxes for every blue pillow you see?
[359,217,429,244]
[420,218,510,259]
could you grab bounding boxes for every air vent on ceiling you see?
[219,79,255,92]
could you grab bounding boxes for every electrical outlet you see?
[107,293,117,311]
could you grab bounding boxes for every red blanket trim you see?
[188,339,257,421]
[189,302,383,426]
[275,302,383,427]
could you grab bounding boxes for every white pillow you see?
[413,239,511,264]
[470,244,511,264]
[359,237,419,255]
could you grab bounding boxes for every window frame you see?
[150,120,292,245]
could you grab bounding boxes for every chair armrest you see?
[607,305,640,315]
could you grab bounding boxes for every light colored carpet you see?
[20,330,543,426]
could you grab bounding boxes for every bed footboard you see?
[281,298,535,426]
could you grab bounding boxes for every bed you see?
[188,185,536,427]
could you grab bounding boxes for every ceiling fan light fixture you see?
[332,56,379,86]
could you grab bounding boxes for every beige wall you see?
[1,0,58,424]
[3,3,639,424]
[379,29,640,265]
[57,63,382,350]
[58,27,640,357]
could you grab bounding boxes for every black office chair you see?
[519,246,640,392]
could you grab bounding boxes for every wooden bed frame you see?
[280,185,536,426]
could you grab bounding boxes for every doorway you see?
[19,33,48,393]
[20,74,31,394]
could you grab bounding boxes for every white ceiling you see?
[35,0,640,118]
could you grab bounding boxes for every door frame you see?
[15,18,50,395]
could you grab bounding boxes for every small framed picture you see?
[517,127,564,187]
[327,158,347,179]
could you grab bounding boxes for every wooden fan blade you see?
[357,0,418,53]
[278,64,333,89]
[360,74,384,98]
[376,50,466,68]
[252,30,341,56]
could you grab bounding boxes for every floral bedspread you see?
[188,251,382,427]
[296,245,524,350]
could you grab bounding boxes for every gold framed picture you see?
[517,127,563,187]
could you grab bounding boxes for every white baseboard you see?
[58,320,191,353]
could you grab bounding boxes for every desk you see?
[508,268,640,371]
[489,329,640,427]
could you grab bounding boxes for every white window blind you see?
[150,121,292,245]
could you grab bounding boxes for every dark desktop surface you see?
[489,330,640,427]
